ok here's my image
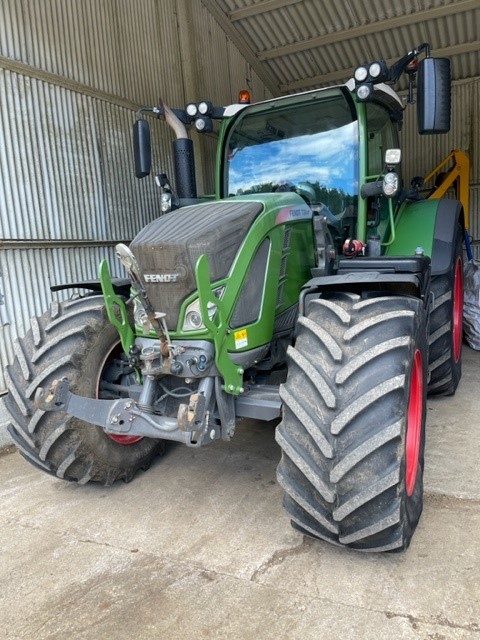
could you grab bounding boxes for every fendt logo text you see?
[144,273,179,283]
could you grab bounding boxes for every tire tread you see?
[4,296,163,485]
[276,294,427,551]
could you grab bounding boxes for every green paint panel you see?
[172,192,316,342]
[196,254,244,395]
[385,199,440,257]
[168,193,317,393]
[98,259,134,354]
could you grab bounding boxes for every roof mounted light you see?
[356,84,372,101]
[369,62,382,78]
[195,116,213,133]
[198,100,212,115]
[354,66,368,82]
[186,102,198,117]
[238,89,251,104]
[354,60,389,100]
[369,60,388,82]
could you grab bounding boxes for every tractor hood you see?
[129,194,312,330]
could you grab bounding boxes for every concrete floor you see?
[0,347,479,640]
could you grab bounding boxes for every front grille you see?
[130,200,263,329]
[230,238,270,328]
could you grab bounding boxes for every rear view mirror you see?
[417,57,451,134]
[133,119,152,178]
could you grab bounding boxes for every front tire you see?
[276,293,427,552]
[5,296,164,485]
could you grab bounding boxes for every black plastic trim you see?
[50,278,131,297]
[337,256,430,275]
[431,199,464,276]
[300,255,432,315]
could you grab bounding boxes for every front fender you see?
[386,198,464,276]
[50,278,131,297]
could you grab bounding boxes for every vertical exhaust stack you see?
[173,138,197,199]
[163,102,197,200]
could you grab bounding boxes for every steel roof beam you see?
[229,0,303,21]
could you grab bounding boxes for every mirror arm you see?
[388,42,430,83]
[136,105,190,125]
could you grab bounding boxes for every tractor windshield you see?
[225,89,358,215]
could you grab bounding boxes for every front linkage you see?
[34,263,225,447]
[34,246,281,446]
[35,376,210,445]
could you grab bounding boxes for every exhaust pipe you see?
[162,101,197,200]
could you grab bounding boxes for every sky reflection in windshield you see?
[228,118,358,197]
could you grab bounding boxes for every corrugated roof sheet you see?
[202,0,480,95]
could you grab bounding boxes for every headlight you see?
[160,191,172,213]
[383,171,399,197]
[185,309,203,329]
[183,287,225,331]
[134,297,152,332]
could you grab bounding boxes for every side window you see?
[366,103,398,175]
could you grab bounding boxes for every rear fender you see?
[386,198,464,276]
[430,199,464,275]
[300,255,432,315]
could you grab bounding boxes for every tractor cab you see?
[220,83,405,253]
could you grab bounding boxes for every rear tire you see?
[5,296,164,485]
[428,224,463,396]
[276,293,427,551]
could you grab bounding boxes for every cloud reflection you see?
[228,121,358,196]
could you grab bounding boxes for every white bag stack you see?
[463,259,480,350]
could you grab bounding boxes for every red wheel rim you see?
[97,341,143,446]
[452,256,463,363]
[406,349,423,497]
[108,433,143,445]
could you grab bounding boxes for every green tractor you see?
[5,44,465,552]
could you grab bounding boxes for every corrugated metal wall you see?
[400,78,480,258]
[1,1,477,394]
[0,0,271,391]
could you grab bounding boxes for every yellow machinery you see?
[424,148,473,259]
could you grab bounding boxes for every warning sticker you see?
[234,328,248,349]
